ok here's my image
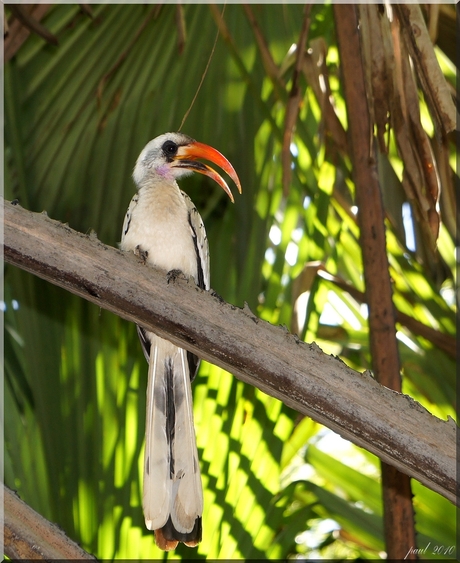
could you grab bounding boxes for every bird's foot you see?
[167,269,189,284]
[134,245,149,264]
[210,289,225,303]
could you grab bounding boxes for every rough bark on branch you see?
[3,198,457,505]
[4,483,95,560]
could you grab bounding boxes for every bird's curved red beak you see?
[174,141,242,202]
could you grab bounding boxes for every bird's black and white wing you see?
[181,190,210,291]
[181,191,210,380]
[121,193,139,239]
[121,193,152,362]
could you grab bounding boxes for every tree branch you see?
[334,5,417,558]
[3,198,457,506]
[4,483,95,559]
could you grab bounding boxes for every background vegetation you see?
[4,4,457,559]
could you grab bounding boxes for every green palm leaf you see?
[5,4,456,559]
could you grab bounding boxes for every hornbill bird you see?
[120,133,241,551]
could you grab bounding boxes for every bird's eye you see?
[162,140,178,158]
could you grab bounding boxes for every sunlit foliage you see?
[5,4,456,559]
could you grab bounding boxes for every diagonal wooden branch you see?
[2,198,457,506]
[4,483,95,560]
[4,5,54,62]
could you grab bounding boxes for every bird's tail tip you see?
[154,528,179,551]
[153,516,202,551]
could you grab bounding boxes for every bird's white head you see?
[133,132,242,202]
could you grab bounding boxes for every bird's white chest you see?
[121,187,198,278]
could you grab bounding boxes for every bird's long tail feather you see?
[143,336,203,550]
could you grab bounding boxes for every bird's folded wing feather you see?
[182,191,210,291]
